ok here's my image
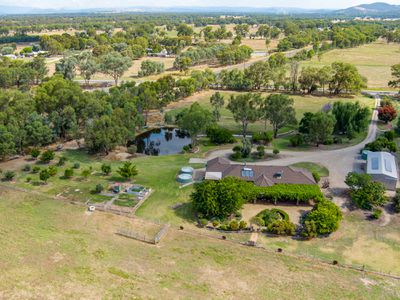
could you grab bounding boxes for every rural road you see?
[206,95,381,194]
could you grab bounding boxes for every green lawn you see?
[291,162,329,177]
[167,90,375,136]
[301,41,400,89]
[10,148,211,224]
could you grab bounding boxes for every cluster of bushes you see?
[252,208,296,235]
[364,134,397,153]
[217,219,248,231]
[252,131,273,145]
[301,199,342,238]
[231,139,252,160]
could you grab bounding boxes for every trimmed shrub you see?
[251,216,265,226]
[229,219,239,231]
[301,220,318,239]
[30,148,41,159]
[199,218,208,227]
[239,220,247,229]
[48,166,58,176]
[273,148,280,155]
[303,199,342,235]
[212,220,220,227]
[266,220,296,236]
[101,163,112,175]
[94,184,104,194]
[64,168,74,179]
[39,150,55,163]
[26,177,32,183]
[256,208,289,226]
[371,209,382,219]
[3,171,15,181]
[73,163,80,169]
[39,169,50,183]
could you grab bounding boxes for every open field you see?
[0,188,399,299]
[257,210,400,275]
[301,41,400,89]
[165,90,375,134]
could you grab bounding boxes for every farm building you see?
[204,157,316,186]
[366,151,398,190]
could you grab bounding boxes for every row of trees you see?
[0,56,48,89]
[216,54,366,95]
[56,51,132,85]
[173,44,253,71]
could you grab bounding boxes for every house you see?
[366,151,398,190]
[204,157,316,186]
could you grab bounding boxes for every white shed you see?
[366,151,398,190]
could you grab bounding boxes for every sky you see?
[0,0,398,9]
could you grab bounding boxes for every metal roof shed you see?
[366,151,398,190]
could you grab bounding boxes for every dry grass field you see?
[0,188,399,299]
[302,41,400,89]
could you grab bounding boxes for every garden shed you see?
[366,151,398,190]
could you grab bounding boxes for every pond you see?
[134,127,191,156]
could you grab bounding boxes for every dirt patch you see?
[343,236,400,273]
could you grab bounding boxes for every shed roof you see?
[367,151,398,179]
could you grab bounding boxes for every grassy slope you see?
[166,90,375,134]
[301,41,400,89]
[0,189,399,299]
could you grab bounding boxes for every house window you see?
[241,168,254,178]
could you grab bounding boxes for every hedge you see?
[255,184,323,205]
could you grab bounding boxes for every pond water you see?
[134,127,191,156]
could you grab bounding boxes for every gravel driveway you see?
[206,95,380,194]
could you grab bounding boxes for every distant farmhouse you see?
[147,48,174,58]
[205,157,316,186]
[366,151,398,190]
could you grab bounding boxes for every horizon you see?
[0,0,399,10]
